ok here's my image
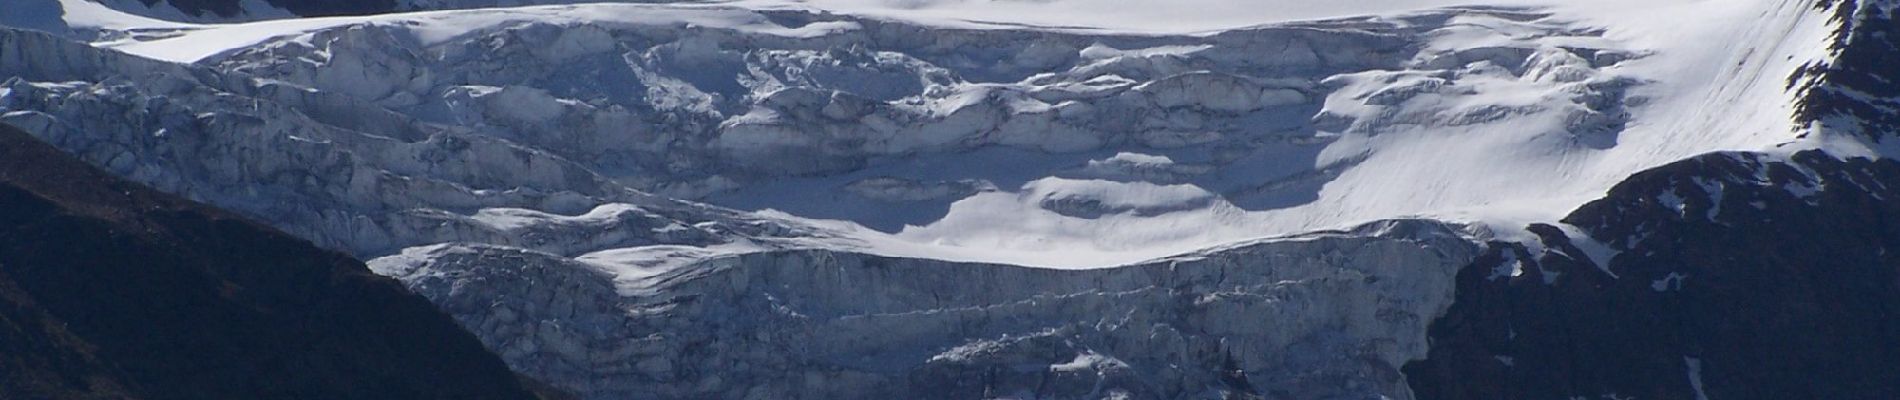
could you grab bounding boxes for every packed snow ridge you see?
[0,0,1867,398]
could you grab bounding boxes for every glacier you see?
[65,0,1832,268]
[2,0,1890,398]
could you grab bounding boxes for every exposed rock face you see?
[0,123,546,400]
[1797,0,1900,140]
[111,0,396,20]
[1405,2,1900,398]
[1407,151,1900,400]
[371,220,1480,399]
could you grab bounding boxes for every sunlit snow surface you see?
[29,0,1842,269]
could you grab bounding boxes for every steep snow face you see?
[42,0,1833,267]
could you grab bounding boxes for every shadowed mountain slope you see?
[0,121,548,400]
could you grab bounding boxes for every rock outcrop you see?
[1407,150,1900,400]
[1407,3,1900,399]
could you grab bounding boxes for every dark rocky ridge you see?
[108,0,679,20]
[1405,150,1900,399]
[1408,1,1900,397]
[130,0,396,19]
[1795,0,1900,138]
[0,122,548,399]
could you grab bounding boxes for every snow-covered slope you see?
[0,0,1883,398]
